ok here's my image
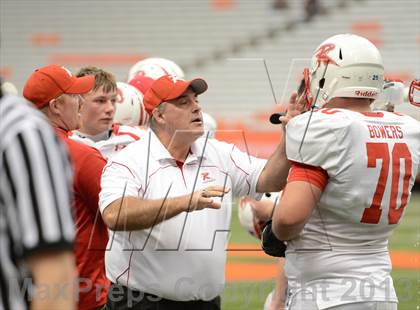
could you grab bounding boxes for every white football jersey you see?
[70,125,145,159]
[284,108,420,309]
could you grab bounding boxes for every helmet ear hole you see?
[319,78,325,89]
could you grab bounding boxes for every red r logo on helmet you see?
[315,43,338,66]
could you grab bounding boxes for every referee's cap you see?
[143,75,207,116]
[23,65,95,109]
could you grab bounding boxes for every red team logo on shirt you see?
[201,172,215,183]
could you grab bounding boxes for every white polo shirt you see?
[99,129,266,301]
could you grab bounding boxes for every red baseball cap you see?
[128,73,155,95]
[23,65,95,109]
[143,75,208,116]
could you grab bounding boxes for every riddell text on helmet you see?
[355,90,378,97]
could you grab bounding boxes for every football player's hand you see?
[279,91,308,126]
[261,220,287,257]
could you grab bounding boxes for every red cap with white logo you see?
[143,75,208,116]
[23,64,95,109]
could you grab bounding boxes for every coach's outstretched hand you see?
[188,186,230,211]
[261,220,287,257]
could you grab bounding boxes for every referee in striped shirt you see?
[0,91,76,309]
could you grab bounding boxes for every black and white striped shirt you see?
[0,95,75,310]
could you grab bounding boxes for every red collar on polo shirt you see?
[175,160,184,169]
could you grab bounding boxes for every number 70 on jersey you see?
[361,142,412,225]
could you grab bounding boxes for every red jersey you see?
[56,128,109,310]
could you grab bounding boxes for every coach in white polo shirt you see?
[99,75,294,310]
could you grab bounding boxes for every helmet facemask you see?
[408,79,420,107]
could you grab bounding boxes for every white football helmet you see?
[373,80,405,111]
[127,57,185,82]
[114,82,148,126]
[306,34,384,108]
[238,192,279,240]
[1,81,18,95]
[390,81,420,121]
